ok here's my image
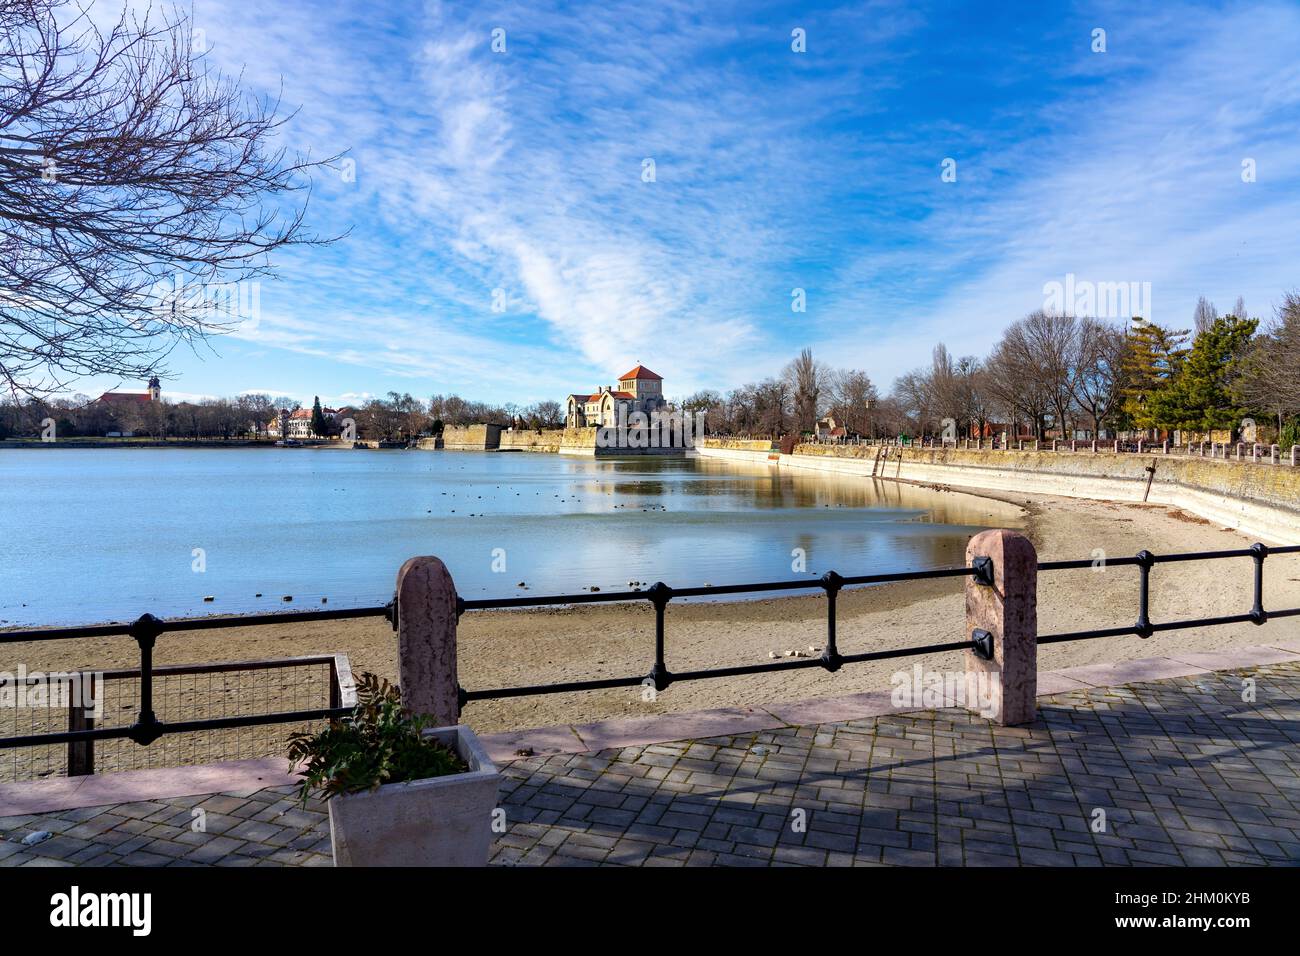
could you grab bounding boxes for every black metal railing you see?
[1036,543,1300,643]
[454,561,994,704]
[0,605,377,772]
[0,655,355,781]
[454,543,1300,704]
[3,543,1299,770]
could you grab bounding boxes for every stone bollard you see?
[1113,440,1120,453]
[1252,444,1260,463]
[1271,444,1278,465]
[1162,440,1169,454]
[965,530,1038,726]
[395,556,461,725]
[1091,440,1098,453]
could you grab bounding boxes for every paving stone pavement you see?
[2,662,1299,867]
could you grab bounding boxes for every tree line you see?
[3,290,1296,445]
[688,291,1297,447]
[0,389,567,441]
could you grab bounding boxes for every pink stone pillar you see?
[395,556,461,725]
[965,530,1038,726]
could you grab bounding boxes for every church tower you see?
[148,376,161,402]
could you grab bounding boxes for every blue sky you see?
[82,0,1300,408]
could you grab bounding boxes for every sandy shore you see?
[9,481,1300,736]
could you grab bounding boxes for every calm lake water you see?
[0,449,1023,626]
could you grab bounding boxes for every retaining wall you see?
[694,442,1300,544]
[437,424,501,450]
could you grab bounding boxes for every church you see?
[565,365,666,428]
[96,376,161,407]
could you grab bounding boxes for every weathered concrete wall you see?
[693,438,779,466]
[499,428,568,453]
[700,438,776,452]
[439,424,501,450]
[778,444,1300,544]
[429,426,687,456]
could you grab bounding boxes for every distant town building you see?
[96,376,161,407]
[267,405,342,439]
[815,415,847,441]
[565,365,667,428]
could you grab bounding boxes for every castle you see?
[565,365,666,428]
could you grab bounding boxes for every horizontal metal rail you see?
[1038,543,1300,642]
[0,605,390,644]
[2,543,1298,767]
[0,650,356,784]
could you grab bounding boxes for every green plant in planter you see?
[288,673,467,803]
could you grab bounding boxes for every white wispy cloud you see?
[72,0,1300,403]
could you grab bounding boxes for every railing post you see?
[821,571,843,671]
[67,674,94,776]
[1135,550,1155,638]
[647,582,674,691]
[128,614,164,745]
[395,556,461,725]
[964,529,1037,726]
[1250,543,1268,625]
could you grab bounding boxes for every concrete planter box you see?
[328,724,500,867]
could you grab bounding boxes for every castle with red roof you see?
[565,365,666,428]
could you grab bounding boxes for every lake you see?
[0,448,1024,626]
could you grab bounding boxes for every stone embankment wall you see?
[694,441,1300,544]
[495,428,615,454]
[431,426,687,456]
[434,424,501,450]
[694,438,777,464]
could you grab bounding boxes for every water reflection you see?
[0,449,1024,624]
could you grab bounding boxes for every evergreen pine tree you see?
[310,396,328,438]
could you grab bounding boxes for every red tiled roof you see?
[586,392,635,401]
[97,392,153,405]
[618,365,662,381]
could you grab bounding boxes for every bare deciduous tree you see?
[782,347,824,434]
[1069,317,1126,438]
[0,0,338,396]
[1235,291,1300,432]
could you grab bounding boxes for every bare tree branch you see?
[0,0,342,397]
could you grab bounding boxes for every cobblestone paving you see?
[3,662,1299,867]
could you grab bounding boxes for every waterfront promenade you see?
[4,648,1298,867]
